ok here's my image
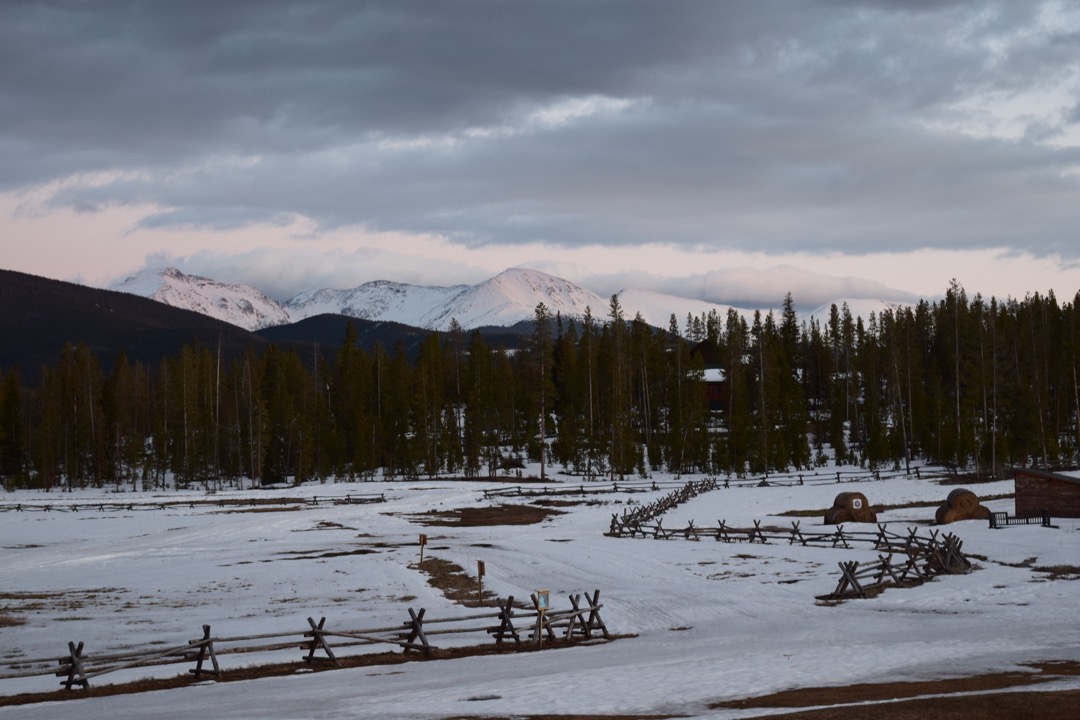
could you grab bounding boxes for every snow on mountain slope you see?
[424,268,609,329]
[287,268,608,330]
[111,267,291,331]
[109,266,903,334]
[286,280,470,327]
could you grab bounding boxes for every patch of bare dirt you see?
[738,689,1080,720]
[275,547,379,560]
[532,499,584,508]
[442,715,680,720]
[413,556,500,608]
[1033,565,1080,580]
[710,661,1080,719]
[214,506,304,514]
[405,504,564,527]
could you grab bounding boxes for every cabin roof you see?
[1013,468,1080,486]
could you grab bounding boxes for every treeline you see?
[1,282,1078,490]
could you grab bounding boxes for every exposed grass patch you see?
[214,506,304,515]
[1034,564,1080,580]
[531,499,582,507]
[413,557,500,608]
[276,547,379,560]
[997,556,1039,568]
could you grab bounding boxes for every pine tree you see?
[606,295,633,479]
[530,303,554,479]
[0,368,26,484]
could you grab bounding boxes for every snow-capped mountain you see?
[285,268,610,330]
[426,268,610,329]
[110,265,836,334]
[110,267,291,331]
[285,271,750,331]
[285,280,471,329]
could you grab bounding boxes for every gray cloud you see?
[4,1,1080,263]
[580,265,922,313]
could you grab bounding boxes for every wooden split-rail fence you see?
[606,509,975,602]
[484,469,918,502]
[0,493,386,514]
[608,512,961,551]
[0,591,609,692]
[817,532,972,601]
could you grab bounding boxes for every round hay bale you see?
[935,504,953,524]
[824,506,853,525]
[947,488,979,514]
[936,505,964,525]
[853,507,878,523]
[970,504,992,520]
[833,491,870,514]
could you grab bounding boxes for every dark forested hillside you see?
[0,269,263,382]
[255,314,527,361]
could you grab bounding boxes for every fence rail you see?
[608,515,959,552]
[606,511,975,602]
[0,591,609,693]
[0,493,387,514]
[485,470,907,502]
[817,533,972,601]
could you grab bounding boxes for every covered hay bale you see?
[935,488,991,524]
[947,488,979,514]
[935,504,961,525]
[824,506,853,524]
[824,491,877,524]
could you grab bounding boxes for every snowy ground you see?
[2,466,1079,719]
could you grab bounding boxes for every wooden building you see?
[1013,468,1080,519]
[690,341,726,413]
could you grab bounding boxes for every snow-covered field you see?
[2,467,1079,719]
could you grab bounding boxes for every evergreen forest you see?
[2,282,1079,490]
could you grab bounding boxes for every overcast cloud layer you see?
[2,1,1079,305]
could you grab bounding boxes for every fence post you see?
[490,596,521,647]
[58,641,89,690]
[188,624,220,679]
[303,616,338,666]
[400,608,432,655]
[584,590,610,639]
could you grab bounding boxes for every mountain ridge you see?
[107,265,907,334]
[110,266,765,332]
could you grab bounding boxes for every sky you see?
[3,0,1080,309]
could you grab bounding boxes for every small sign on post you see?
[535,589,550,647]
[418,534,427,566]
